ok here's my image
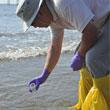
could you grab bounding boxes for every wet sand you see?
[0,53,80,110]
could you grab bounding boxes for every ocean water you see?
[0,4,81,60]
[0,4,81,110]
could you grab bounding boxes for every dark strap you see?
[103,12,110,26]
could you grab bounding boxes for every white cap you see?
[16,0,43,32]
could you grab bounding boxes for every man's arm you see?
[78,22,99,56]
[28,29,64,92]
[70,22,100,71]
[44,29,64,73]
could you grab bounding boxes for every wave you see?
[0,47,47,61]
[0,32,36,37]
[0,28,50,38]
[0,43,79,61]
[0,30,81,61]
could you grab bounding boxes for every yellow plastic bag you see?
[82,74,110,110]
[70,67,93,110]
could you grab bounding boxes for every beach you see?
[0,4,81,110]
[0,53,79,110]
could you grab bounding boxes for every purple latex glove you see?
[28,69,50,92]
[70,52,85,71]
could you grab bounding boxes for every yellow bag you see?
[82,74,110,110]
[70,67,93,110]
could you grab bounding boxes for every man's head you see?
[16,0,53,32]
[31,0,53,28]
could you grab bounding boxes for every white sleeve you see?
[62,0,94,32]
[49,23,64,40]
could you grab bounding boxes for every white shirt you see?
[46,0,110,37]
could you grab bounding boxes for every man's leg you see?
[82,74,110,110]
[83,17,110,109]
[71,67,93,110]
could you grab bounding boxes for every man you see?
[16,0,110,109]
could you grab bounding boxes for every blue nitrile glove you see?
[28,69,50,92]
[70,52,85,71]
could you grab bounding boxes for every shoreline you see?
[0,53,80,110]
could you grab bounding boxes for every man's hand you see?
[28,69,49,92]
[70,52,85,71]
